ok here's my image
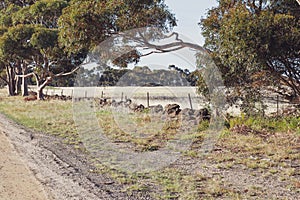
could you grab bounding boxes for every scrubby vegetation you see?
[0,0,299,199]
[0,88,299,199]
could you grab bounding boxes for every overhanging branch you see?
[16,72,35,78]
[54,66,80,77]
[119,31,206,54]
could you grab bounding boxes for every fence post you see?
[147,92,150,108]
[61,89,63,96]
[101,91,104,98]
[121,92,124,101]
[188,93,193,110]
[85,90,87,98]
[277,95,279,117]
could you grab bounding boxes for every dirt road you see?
[0,114,152,200]
[0,111,299,199]
[0,131,50,200]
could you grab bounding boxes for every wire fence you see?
[28,86,205,109]
[28,86,299,116]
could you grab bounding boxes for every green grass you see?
[229,113,300,133]
[0,88,299,199]
[0,90,79,144]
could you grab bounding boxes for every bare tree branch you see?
[140,51,161,57]
[54,66,80,77]
[119,31,206,53]
[16,72,35,78]
[0,76,8,84]
[39,77,52,89]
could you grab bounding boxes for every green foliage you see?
[0,0,85,95]
[98,66,197,86]
[30,28,58,49]
[229,115,300,133]
[200,0,300,103]
[11,0,68,27]
[0,27,7,36]
[197,120,210,132]
[0,0,178,95]
[58,0,176,55]
[0,3,20,27]
[0,24,35,60]
[239,87,267,116]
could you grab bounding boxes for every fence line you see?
[27,86,299,114]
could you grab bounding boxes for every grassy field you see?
[0,89,299,199]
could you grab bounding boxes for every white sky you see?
[136,0,218,71]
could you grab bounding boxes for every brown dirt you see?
[0,114,153,200]
[0,110,299,199]
[0,131,50,200]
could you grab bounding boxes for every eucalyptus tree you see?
[200,0,300,103]
[0,0,177,99]
[0,0,73,98]
[58,0,176,59]
[0,25,36,96]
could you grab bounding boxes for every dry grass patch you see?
[0,89,79,145]
[0,89,299,199]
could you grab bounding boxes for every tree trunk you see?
[37,87,44,100]
[36,77,52,100]
[15,75,21,95]
[21,62,28,96]
[22,76,28,96]
[6,65,15,96]
[14,60,22,95]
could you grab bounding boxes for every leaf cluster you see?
[0,0,177,87]
[200,0,300,110]
[58,0,176,54]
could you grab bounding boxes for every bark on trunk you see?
[37,87,44,100]
[21,76,28,96]
[6,65,15,96]
[36,77,52,100]
[21,63,28,96]
[15,75,21,95]
[14,61,22,95]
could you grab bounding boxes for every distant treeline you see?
[98,65,200,87]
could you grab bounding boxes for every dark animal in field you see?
[129,103,145,112]
[164,104,181,117]
[24,95,37,101]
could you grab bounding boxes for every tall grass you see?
[229,113,300,134]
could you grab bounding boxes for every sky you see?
[136,0,218,70]
[164,0,218,45]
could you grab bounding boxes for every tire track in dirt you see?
[0,114,153,200]
[0,131,50,200]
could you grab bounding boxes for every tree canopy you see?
[200,0,300,100]
[0,0,176,99]
[58,0,176,54]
